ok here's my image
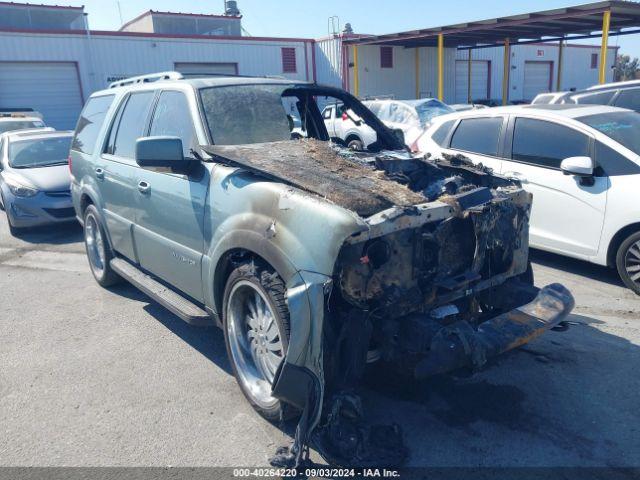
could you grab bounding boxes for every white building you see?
[0,1,626,129]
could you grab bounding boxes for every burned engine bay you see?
[205,139,575,468]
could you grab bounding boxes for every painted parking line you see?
[1,250,89,273]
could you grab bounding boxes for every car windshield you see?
[579,111,640,155]
[413,100,454,126]
[200,84,296,145]
[9,136,72,168]
[0,120,44,134]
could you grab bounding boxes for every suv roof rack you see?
[109,71,296,89]
[109,71,184,89]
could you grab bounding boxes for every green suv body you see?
[71,72,575,466]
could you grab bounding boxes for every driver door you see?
[501,116,608,257]
[133,90,210,302]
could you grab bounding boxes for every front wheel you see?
[347,138,364,151]
[222,261,291,421]
[83,205,120,287]
[616,231,640,295]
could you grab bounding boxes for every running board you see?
[110,258,212,327]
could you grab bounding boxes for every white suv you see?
[418,104,640,294]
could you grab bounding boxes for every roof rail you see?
[109,71,184,89]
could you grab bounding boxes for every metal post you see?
[502,38,510,106]
[556,40,564,91]
[438,34,444,101]
[599,10,611,85]
[415,48,420,99]
[467,50,472,103]
[353,45,360,97]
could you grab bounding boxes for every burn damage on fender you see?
[205,136,575,468]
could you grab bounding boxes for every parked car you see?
[70,73,574,466]
[0,109,46,134]
[535,80,640,112]
[418,104,640,294]
[0,129,74,234]
[321,98,454,151]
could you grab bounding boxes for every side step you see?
[110,258,212,327]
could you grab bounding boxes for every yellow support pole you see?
[438,34,444,101]
[415,47,420,99]
[556,40,564,91]
[599,10,611,85]
[353,45,360,97]
[467,51,472,103]
[502,38,510,106]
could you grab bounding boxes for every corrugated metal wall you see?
[314,37,343,88]
[455,43,617,101]
[0,31,311,97]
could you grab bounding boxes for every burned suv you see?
[70,72,574,466]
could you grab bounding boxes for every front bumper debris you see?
[415,283,575,378]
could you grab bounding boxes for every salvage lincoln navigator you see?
[70,72,575,466]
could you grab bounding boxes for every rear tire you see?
[347,138,364,151]
[83,205,120,287]
[222,260,292,421]
[616,231,640,295]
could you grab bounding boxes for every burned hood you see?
[203,139,515,218]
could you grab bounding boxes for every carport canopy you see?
[343,1,640,103]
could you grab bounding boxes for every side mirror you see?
[135,136,195,173]
[560,156,594,177]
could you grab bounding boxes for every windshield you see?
[414,100,454,126]
[200,84,295,145]
[9,136,72,168]
[0,120,45,134]
[579,111,640,156]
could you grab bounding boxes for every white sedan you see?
[417,104,640,294]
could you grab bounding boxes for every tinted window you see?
[450,117,503,156]
[431,120,456,146]
[614,88,640,112]
[112,92,155,159]
[595,141,640,177]
[580,111,640,155]
[9,137,72,168]
[149,91,197,158]
[512,118,590,168]
[573,91,615,105]
[72,95,114,154]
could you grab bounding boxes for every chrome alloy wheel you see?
[226,280,285,409]
[625,240,640,287]
[85,213,106,276]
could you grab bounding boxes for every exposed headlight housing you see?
[4,176,38,197]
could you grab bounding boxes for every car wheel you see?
[616,231,640,295]
[83,205,120,287]
[347,138,364,151]
[222,260,292,421]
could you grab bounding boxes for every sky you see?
[31,0,640,56]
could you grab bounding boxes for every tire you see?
[347,138,364,151]
[616,231,640,295]
[222,260,292,421]
[83,205,120,287]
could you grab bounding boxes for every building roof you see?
[119,9,241,31]
[344,1,640,48]
[0,2,83,10]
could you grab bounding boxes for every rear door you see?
[501,116,608,257]
[133,89,209,302]
[322,105,336,137]
[443,116,506,173]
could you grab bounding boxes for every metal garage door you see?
[523,61,553,101]
[0,62,83,130]
[455,60,489,103]
[175,62,238,76]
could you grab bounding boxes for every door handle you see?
[95,167,104,180]
[504,171,527,184]
[137,181,150,194]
